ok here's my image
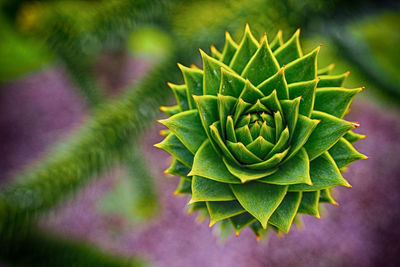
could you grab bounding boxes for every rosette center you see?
[210,95,290,170]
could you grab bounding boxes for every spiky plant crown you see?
[155,25,366,239]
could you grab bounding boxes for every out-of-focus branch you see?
[0,229,145,267]
[0,49,181,237]
[326,24,400,99]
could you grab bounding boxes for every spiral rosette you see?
[155,25,366,239]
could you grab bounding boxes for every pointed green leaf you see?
[280,97,300,140]
[246,148,288,170]
[319,189,338,205]
[304,111,355,160]
[260,111,275,125]
[189,140,241,184]
[190,176,236,203]
[260,121,275,143]
[329,137,367,168]
[223,157,278,183]
[249,122,261,139]
[260,90,283,114]
[270,30,284,51]
[213,219,235,239]
[344,130,366,144]
[239,80,265,103]
[269,192,302,233]
[193,95,218,139]
[317,63,335,75]
[246,136,274,159]
[314,87,363,118]
[288,79,318,117]
[195,208,209,222]
[165,159,191,177]
[207,201,245,226]
[160,110,207,154]
[289,152,351,191]
[237,114,251,127]
[285,114,320,162]
[229,24,259,73]
[268,127,289,158]
[174,177,192,195]
[226,116,237,142]
[168,83,189,111]
[257,68,289,99]
[298,191,320,218]
[285,46,319,84]
[317,72,349,88]
[219,68,246,97]
[242,35,280,85]
[178,64,203,109]
[259,148,312,185]
[233,98,251,124]
[237,114,251,128]
[155,133,193,167]
[268,223,281,234]
[187,201,207,213]
[249,221,269,239]
[229,212,256,234]
[230,182,288,228]
[200,49,230,95]
[210,45,222,60]
[249,113,260,123]
[210,122,240,165]
[227,141,262,164]
[221,31,239,65]
[218,94,237,138]
[160,105,180,117]
[274,111,284,140]
[247,99,270,114]
[159,129,170,137]
[235,125,253,145]
[274,29,302,66]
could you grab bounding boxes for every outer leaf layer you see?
[231,182,288,228]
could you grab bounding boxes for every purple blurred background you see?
[1,55,400,267]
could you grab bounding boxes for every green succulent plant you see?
[155,25,366,239]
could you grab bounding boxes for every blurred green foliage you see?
[354,12,400,82]
[0,16,52,82]
[98,144,159,223]
[3,0,171,106]
[1,230,145,267]
[345,12,400,100]
[127,26,173,59]
[0,0,399,266]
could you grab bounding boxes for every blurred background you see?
[0,0,400,266]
